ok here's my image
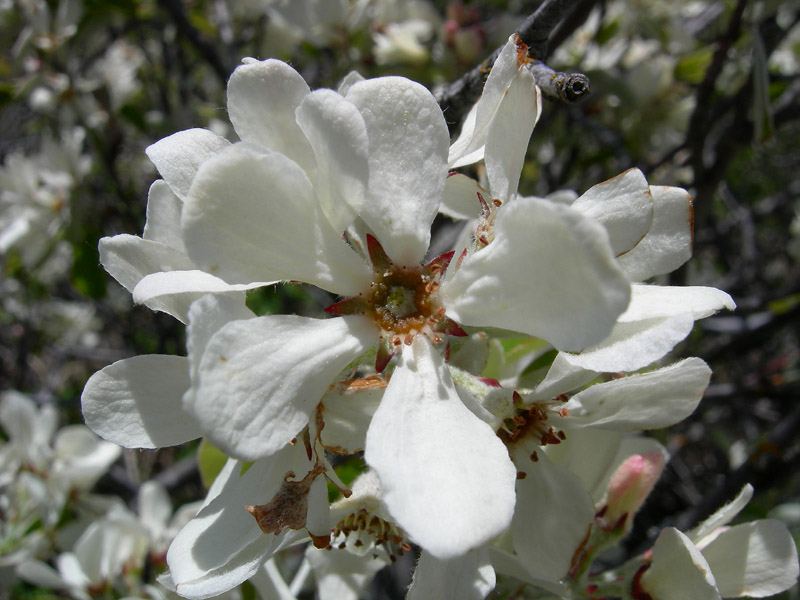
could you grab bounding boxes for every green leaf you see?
[198,439,228,489]
[674,47,714,84]
[71,240,107,299]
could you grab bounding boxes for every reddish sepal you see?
[366,234,393,273]
[375,336,396,373]
[435,316,468,337]
[324,296,368,316]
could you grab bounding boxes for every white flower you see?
[0,127,89,268]
[16,510,150,600]
[637,485,799,599]
[83,52,637,595]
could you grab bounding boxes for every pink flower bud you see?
[599,451,665,532]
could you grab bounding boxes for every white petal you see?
[319,377,385,454]
[443,197,631,351]
[99,234,195,294]
[0,391,39,458]
[168,448,309,599]
[145,129,230,200]
[337,70,365,96]
[617,185,693,281]
[511,449,595,581]
[364,336,516,559]
[185,294,254,385]
[571,169,654,257]
[142,180,186,253]
[702,520,799,597]
[560,314,696,372]
[448,103,482,167]
[132,270,256,323]
[448,35,522,167]
[17,559,70,591]
[619,284,736,322]
[306,545,387,600]
[440,173,484,220]
[138,481,172,537]
[489,546,568,597]
[248,559,297,600]
[530,353,597,400]
[182,143,371,296]
[295,89,369,232]
[81,355,200,448]
[226,59,315,171]
[543,428,622,501]
[484,68,540,203]
[688,484,754,546]
[640,528,721,600]
[346,76,449,265]
[52,426,122,488]
[188,315,374,460]
[74,518,149,584]
[557,358,711,431]
[407,548,495,600]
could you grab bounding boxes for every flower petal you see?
[319,377,385,454]
[440,173,484,220]
[306,545,387,600]
[556,358,711,431]
[295,89,369,232]
[448,35,523,168]
[570,169,654,257]
[132,270,257,323]
[185,294,254,385]
[142,180,185,253]
[182,143,371,296]
[346,77,449,265]
[543,428,622,501]
[619,284,736,322]
[640,528,721,600]
[688,484,754,546]
[484,67,540,203]
[99,234,195,294]
[511,449,595,581]
[407,548,495,600]
[81,355,200,448]
[145,128,230,201]
[168,449,309,599]
[187,315,374,460]
[560,314,696,372]
[365,336,516,559]
[617,185,693,281]
[702,520,799,598]
[443,197,631,351]
[226,59,315,171]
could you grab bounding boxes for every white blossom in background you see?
[84,38,146,109]
[0,127,90,269]
[636,484,799,599]
[16,506,150,600]
[0,391,120,575]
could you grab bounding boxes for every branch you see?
[160,0,232,84]
[527,60,590,103]
[436,0,595,130]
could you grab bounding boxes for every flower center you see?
[368,266,436,335]
[325,234,466,372]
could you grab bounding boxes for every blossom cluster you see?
[74,33,798,600]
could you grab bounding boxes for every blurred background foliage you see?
[1,0,799,598]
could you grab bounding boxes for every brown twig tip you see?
[527,61,591,103]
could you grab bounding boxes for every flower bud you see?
[598,451,665,532]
